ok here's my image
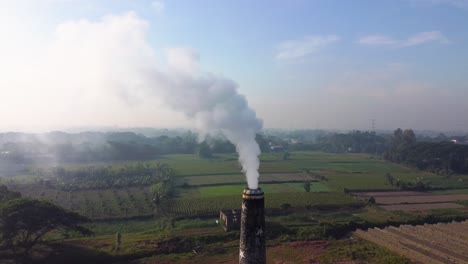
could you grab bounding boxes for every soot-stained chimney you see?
[239,188,266,264]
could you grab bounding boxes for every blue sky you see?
[1,0,467,131]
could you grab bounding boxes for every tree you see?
[282,151,290,160]
[402,129,416,145]
[280,203,291,211]
[0,184,21,203]
[198,142,213,159]
[385,173,395,187]
[0,198,92,254]
[151,181,174,213]
[303,181,311,192]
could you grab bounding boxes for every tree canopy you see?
[0,198,92,253]
[0,184,21,203]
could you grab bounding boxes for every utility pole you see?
[369,119,377,155]
[369,119,376,131]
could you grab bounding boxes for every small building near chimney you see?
[219,209,241,231]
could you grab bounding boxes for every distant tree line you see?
[33,162,176,190]
[0,132,238,163]
[3,129,468,177]
[384,128,468,176]
[314,131,388,154]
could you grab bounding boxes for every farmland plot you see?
[354,221,468,264]
[353,191,468,211]
[375,194,468,205]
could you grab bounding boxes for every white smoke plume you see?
[18,12,263,188]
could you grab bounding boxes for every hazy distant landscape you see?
[1,128,468,263]
[2,0,468,263]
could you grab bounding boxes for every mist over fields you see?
[2,1,468,263]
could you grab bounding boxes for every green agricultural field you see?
[178,182,329,199]
[431,188,468,194]
[326,173,394,191]
[395,172,468,189]
[176,172,314,186]
[168,192,359,216]
[8,151,467,221]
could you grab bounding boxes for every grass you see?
[326,173,394,191]
[5,151,468,264]
[176,172,314,186]
[431,188,468,194]
[354,207,413,224]
[10,151,468,221]
[455,200,468,207]
[167,192,360,216]
[319,239,412,264]
[177,182,329,199]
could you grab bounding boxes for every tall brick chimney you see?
[239,188,266,264]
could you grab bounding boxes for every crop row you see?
[14,186,359,220]
[354,221,468,264]
[15,186,155,220]
[167,192,359,216]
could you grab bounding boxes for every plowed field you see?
[354,221,468,264]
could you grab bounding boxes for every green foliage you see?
[150,167,175,213]
[167,192,360,216]
[280,203,291,210]
[385,172,395,186]
[385,128,468,176]
[319,240,412,264]
[303,181,311,192]
[282,151,290,160]
[0,198,92,253]
[198,142,213,159]
[315,130,388,154]
[33,162,175,190]
[0,184,21,203]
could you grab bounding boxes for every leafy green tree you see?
[282,151,290,160]
[385,173,395,186]
[303,181,311,192]
[0,198,92,254]
[198,142,213,159]
[151,182,173,213]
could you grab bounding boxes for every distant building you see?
[219,209,241,231]
[451,139,468,145]
[290,139,300,144]
[270,146,284,152]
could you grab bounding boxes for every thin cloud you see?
[357,35,398,45]
[275,35,340,60]
[402,31,449,46]
[151,0,165,14]
[357,31,448,47]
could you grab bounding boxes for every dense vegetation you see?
[385,128,468,177]
[2,129,468,263]
[314,131,388,154]
[31,162,175,190]
[0,185,91,257]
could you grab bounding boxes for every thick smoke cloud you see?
[44,12,263,188]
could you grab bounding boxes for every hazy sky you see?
[1,0,468,132]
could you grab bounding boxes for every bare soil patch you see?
[381,202,464,211]
[354,221,468,263]
[268,240,330,263]
[375,194,468,205]
[351,191,427,197]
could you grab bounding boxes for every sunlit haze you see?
[1,0,468,132]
